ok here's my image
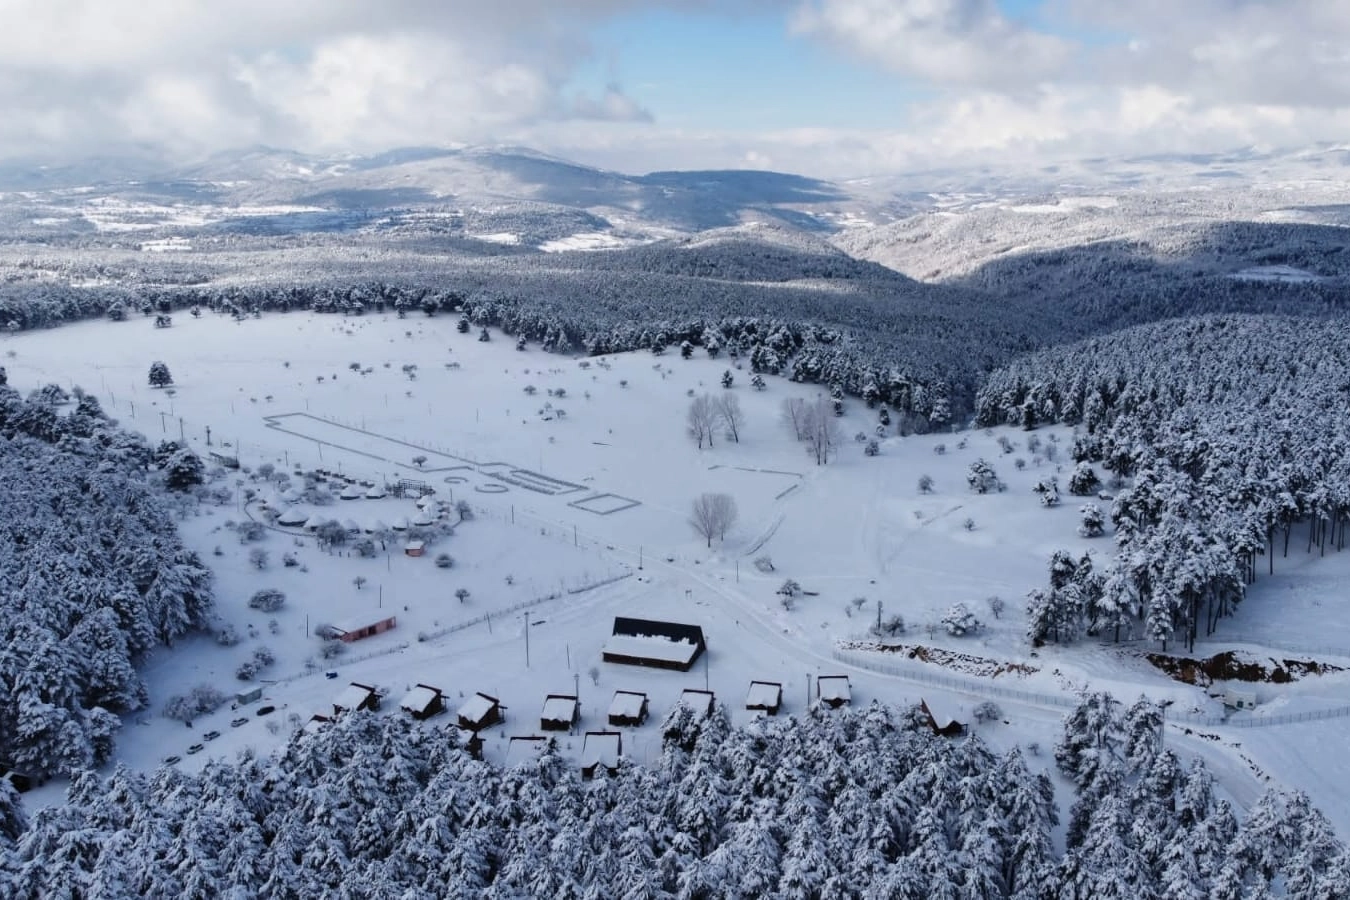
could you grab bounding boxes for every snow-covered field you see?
[5,310,1349,835]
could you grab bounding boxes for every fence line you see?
[420,571,634,644]
[832,647,1350,729]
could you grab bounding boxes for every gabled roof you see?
[505,736,548,767]
[581,732,621,770]
[608,691,647,718]
[922,696,962,730]
[818,675,851,702]
[400,684,441,713]
[458,692,498,722]
[746,680,782,707]
[335,683,375,711]
[542,694,578,721]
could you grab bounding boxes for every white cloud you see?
[0,1,665,159]
[791,0,1072,87]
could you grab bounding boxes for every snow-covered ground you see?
[5,310,1348,836]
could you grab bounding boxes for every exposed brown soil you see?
[839,640,1038,678]
[1146,650,1343,687]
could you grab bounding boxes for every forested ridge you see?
[977,314,1350,651]
[1,696,1346,898]
[0,384,214,778]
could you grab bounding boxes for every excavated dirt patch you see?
[1146,649,1343,687]
[839,640,1039,678]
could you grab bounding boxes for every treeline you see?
[1,695,1344,897]
[0,384,214,777]
[977,314,1350,650]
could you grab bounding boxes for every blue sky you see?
[0,0,1345,177]
[579,9,932,132]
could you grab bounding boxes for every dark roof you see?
[611,616,706,649]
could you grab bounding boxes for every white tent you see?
[391,516,411,531]
[342,518,362,534]
[365,518,390,534]
[339,484,364,500]
[304,514,327,531]
[365,485,387,499]
[280,488,303,504]
[412,510,435,527]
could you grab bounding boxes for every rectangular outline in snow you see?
[569,493,641,515]
[263,412,473,472]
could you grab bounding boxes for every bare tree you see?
[686,394,716,449]
[690,492,736,547]
[715,393,744,443]
[802,396,841,465]
[711,493,738,540]
[781,397,809,441]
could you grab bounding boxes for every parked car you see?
[186,744,204,755]
[163,756,181,766]
[203,730,221,741]
[231,717,249,728]
[256,705,276,716]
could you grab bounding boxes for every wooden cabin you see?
[581,731,622,778]
[333,682,380,716]
[607,690,650,727]
[601,617,706,671]
[457,692,504,731]
[679,689,715,718]
[399,683,445,720]
[540,694,580,731]
[817,675,852,709]
[746,680,783,715]
[920,697,966,737]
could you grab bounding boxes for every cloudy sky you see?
[2,0,1348,177]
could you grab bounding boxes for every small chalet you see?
[817,675,852,709]
[746,680,783,716]
[505,735,549,767]
[581,731,623,778]
[920,697,966,737]
[333,682,379,716]
[607,690,650,727]
[302,714,332,735]
[0,761,41,793]
[399,683,445,720]
[540,694,580,731]
[601,617,706,671]
[404,540,425,557]
[328,614,397,643]
[1224,690,1258,711]
[679,689,715,718]
[457,692,504,731]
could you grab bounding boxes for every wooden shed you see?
[817,675,852,709]
[920,697,966,737]
[457,692,504,731]
[540,694,580,731]
[505,736,550,767]
[601,617,706,671]
[746,680,783,715]
[399,683,445,720]
[333,682,380,716]
[404,540,425,557]
[329,614,397,643]
[679,689,715,718]
[607,690,650,727]
[581,731,623,778]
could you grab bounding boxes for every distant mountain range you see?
[2,141,1348,253]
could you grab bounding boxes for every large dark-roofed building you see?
[601,617,706,671]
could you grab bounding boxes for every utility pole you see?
[205,425,211,446]
[877,600,883,635]
[178,417,185,442]
[524,613,531,669]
